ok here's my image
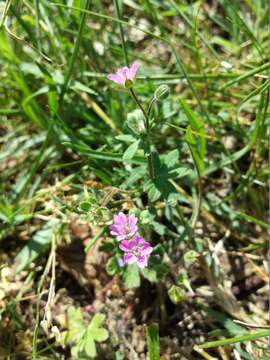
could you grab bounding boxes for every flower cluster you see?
[110,212,153,268]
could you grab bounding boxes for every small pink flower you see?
[110,212,138,241]
[119,235,153,268]
[107,61,140,86]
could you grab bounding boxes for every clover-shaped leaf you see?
[84,313,109,357]
[89,313,106,331]
[90,328,109,342]
[84,330,97,358]
[66,307,85,343]
[65,308,108,358]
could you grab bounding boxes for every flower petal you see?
[137,236,146,245]
[128,214,138,229]
[130,235,142,246]
[136,255,148,268]
[128,61,140,80]
[116,234,127,241]
[117,66,129,79]
[109,224,124,236]
[108,74,125,85]
[119,240,135,252]
[132,235,147,247]
[123,253,137,264]
[140,243,153,256]
[114,212,127,226]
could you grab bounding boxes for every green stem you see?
[129,88,148,128]
[32,252,53,358]
[147,96,157,119]
[129,88,154,180]
[191,168,202,230]
[85,227,105,253]
[186,141,203,245]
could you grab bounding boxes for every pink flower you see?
[107,61,140,86]
[119,235,153,268]
[110,212,138,241]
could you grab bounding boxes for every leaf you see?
[0,198,14,223]
[186,126,204,176]
[179,98,205,160]
[90,313,106,330]
[143,179,162,202]
[198,330,269,349]
[166,192,181,206]
[14,219,60,273]
[183,250,199,266]
[164,149,179,167]
[79,201,93,212]
[151,149,161,175]
[152,221,166,236]
[106,257,120,276]
[66,307,85,343]
[126,109,145,136]
[140,209,155,225]
[148,182,162,202]
[115,351,125,360]
[207,309,247,336]
[115,134,136,142]
[71,342,81,358]
[20,62,43,77]
[153,263,170,281]
[176,272,193,293]
[124,264,141,288]
[121,165,146,189]
[169,165,191,179]
[71,81,98,95]
[90,328,109,342]
[66,309,108,358]
[84,333,96,358]
[63,141,145,164]
[148,149,182,203]
[141,268,158,283]
[145,323,160,360]
[122,140,140,162]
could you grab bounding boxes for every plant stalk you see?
[129,88,154,180]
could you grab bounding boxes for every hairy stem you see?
[187,142,203,233]
[129,88,154,180]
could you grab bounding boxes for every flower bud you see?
[168,285,185,304]
[154,84,170,101]
[124,79,133,89]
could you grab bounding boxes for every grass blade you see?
[145,323,160,360]
[60,0,91,103]
[198,329,269,349]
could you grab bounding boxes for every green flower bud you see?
[168,285,185,304]
[124,79,133,89]
[154,84,170,101]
